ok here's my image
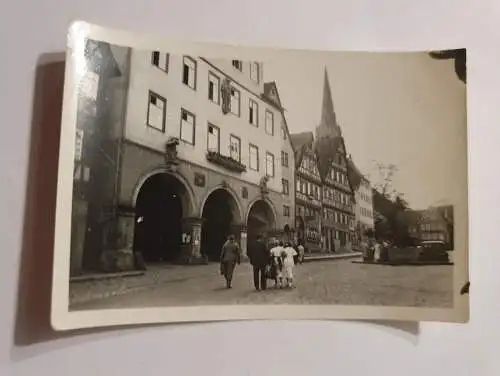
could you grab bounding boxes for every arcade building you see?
[70,40,296,274]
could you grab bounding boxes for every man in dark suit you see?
[247,234,269,291]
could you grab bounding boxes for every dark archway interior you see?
[247,200,275,244]
[201,189,236,261]
[133,173,185,263]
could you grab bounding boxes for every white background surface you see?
[0,0,497,374]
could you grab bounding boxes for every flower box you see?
[206,151,246,173]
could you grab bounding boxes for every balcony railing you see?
[206,151,246,173]
[322,198,354,213]
[321,218,351,231]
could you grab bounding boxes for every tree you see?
[371,162,400,200]
[370,163,414,247]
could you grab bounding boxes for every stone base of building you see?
[100,248,136,272]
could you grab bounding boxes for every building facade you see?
[347,159,374,249]
[291,132,323,252]
[407,205,454,249]
[320,146,356,252]
[71,41,296,273]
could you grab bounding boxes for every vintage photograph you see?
[51,23,468,329]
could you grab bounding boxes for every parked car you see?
[418,240,450,263]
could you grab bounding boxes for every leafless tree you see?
[370,162,407,205]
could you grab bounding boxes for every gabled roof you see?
[290,131,314,169]
[263,81,283,109]
[346,157,365,191]
[314,135,342,180]
[262,81,294,153]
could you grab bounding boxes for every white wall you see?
[124,51,287,192]
[355,178,374,229]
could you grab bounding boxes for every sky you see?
[262,52,466,210]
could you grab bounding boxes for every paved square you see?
[70,259,453,311]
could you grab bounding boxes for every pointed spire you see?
[319,68,340,136]
[314,68,344,181]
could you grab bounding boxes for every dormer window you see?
[232,60,243,71]
[250,62,259,82]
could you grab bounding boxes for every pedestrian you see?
[373,241,382,262]
[270,240,285,288]
[220,234,241,289]
[247,234,269,291]
[296,242,305,265]
[282,241,298,288]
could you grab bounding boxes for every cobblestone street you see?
[70,259,453,310]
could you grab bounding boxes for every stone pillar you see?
[180,217,206,264]
[231,222,248,261]
[100,208,136,272]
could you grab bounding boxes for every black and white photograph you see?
[51,22,469,329]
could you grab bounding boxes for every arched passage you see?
[247,199,276,244]
[133,173,192,262]
[200,188,242,261]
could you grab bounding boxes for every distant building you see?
[290,132,323,252]
[347,158,374,249]
[71,42,296,274]
[406,205,454,249]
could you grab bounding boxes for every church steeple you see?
[317,68,341,138]
[314,68,343,180]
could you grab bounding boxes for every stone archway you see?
[295,216,305,244]
[246,199,277,244]
[200,188,242,261]
[133,172,193,262]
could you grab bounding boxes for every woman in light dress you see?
[281,242,298,288]
[269,240,285,288]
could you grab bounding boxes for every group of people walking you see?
[219,234,306,291]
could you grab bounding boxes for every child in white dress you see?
[281,242,298,288]
[270,241,285,288]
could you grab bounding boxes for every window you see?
[180,109,195,144]
[265,110,274,135]
[230,86,240,116]
[207,123,220,152]
[232,60,243,70]
[147,91,166,132]
[230,135,241,162]
[282,179,289,195]
[265,152,275,177]
[249,144,259,171]
[282,126,287,141]
[249,99,258,126]
[151,51,169,72]
[250,62,259,82]
[281,151,289,167]
[208,72,220,104]
[283,205,290,217]
[182,56,196,89]
[296,179,300,191]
